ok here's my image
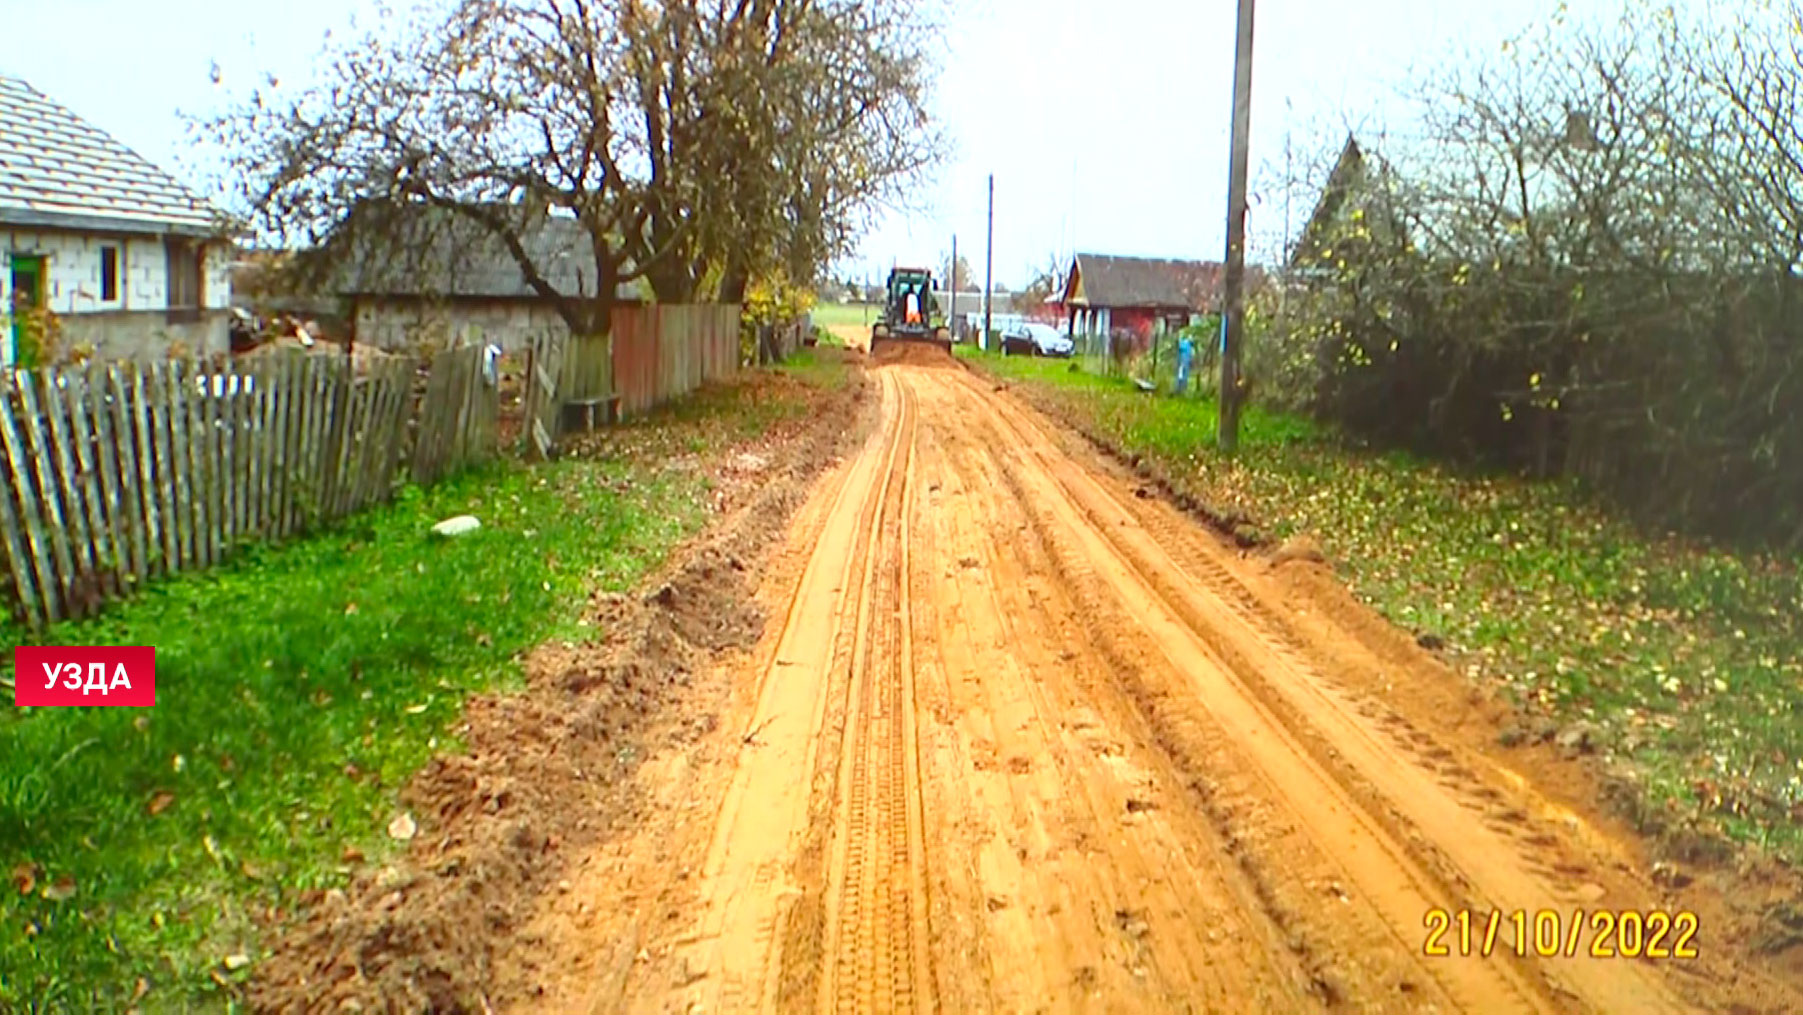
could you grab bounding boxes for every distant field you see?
[812,302,878,327]
[812,302,878,347]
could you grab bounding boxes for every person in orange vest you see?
[905,286,922,325]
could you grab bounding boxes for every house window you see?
[165,238,202,323]
[100,246,118,302]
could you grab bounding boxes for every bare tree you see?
[1276,0,1803,544]
[212,0,945,339]
[939,251,975,291]
[1014,251,1068,311]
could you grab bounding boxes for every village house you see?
[1054,252,1222,351]
[330,205,646,351]
[0,74,234,366]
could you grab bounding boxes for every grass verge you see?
[962,345,1803,867]
[0,361,845,1013]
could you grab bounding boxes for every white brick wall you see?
[3,228,234,363]
[2,229,232,314]
[124,236,166,310]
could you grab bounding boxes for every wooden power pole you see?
[950,234,959,338]
[1218,0,1257,451]
[985,174,996,354]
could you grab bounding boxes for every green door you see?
[9,255,44,366]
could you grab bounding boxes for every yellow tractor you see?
[870,266,952,356]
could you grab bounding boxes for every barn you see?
[1055,253,1222,352]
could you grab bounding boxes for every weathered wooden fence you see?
[518,304,742,456]
[610,304,742,418]
[0,344,499,627]
[412,344,501,484]
[522,333,566,460]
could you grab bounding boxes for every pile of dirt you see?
[248,363,874,1015]
[871,339,957,368]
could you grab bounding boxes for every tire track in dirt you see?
[948,364,1792,1015]
[813,374,932,1015]
[510,355,1800,1015]
[905,373,1322,1012]
[927,370,1538,1013]
[675,370,918,1014]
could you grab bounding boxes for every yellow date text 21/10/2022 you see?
[1423,909,1699,960]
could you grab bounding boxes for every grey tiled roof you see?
[0,74,221,236]
[1066,253,1223,311]
[332,204,644,302]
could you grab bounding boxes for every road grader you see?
[870,266,953,356]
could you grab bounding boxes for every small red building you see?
[1053,253,1223,353]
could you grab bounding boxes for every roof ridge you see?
[0,73,222,235]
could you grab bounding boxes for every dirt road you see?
[505,359,1802,1015]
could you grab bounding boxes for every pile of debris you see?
[232,310,396,371]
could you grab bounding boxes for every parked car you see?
[1000,321,1074,357]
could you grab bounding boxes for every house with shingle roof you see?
[1053,253,1224,352]
[1,74,234,366]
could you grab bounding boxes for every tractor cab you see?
[872,267,952,354]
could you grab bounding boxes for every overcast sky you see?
[1,0,1586,287]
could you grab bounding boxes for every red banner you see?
[14,647,157,707]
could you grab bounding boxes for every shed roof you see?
[330,204,644,302]
[1291,136,1368,268]
[1063,253,1222,310]
[0,74,223,237]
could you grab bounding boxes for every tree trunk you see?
[718,270,750,306]
[645,260,698,303]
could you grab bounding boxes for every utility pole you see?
[950,234,958,339]
[985,173,996,355]
[1218,0,1257,452]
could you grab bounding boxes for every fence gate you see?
[523,333,565,459]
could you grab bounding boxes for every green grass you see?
[809,302,879,331]
[0,366,843,1014]
[775,347,852,390]
[968,349,1803,866]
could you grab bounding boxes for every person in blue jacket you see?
[1174,332,1196,395]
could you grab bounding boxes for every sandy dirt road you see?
[505,358,1803,1015]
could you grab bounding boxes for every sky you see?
[0,0,1585,288]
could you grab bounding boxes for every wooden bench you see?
[562,392,624,433]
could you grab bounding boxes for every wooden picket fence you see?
[412,344,501,484]
[521,332,565,460]
[0,344,500,628]
[610,303,741,418]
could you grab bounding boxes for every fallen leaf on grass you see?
[131,977,149,1002]
[11,863,38,895]
[344,602,359,615]
[240,860,262,881]
[223,953,251,971]
[147,791,175,816]
[342,846,365,864]
[387,813,418,842]
[404,703,429,715]
[42,877,76,902]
